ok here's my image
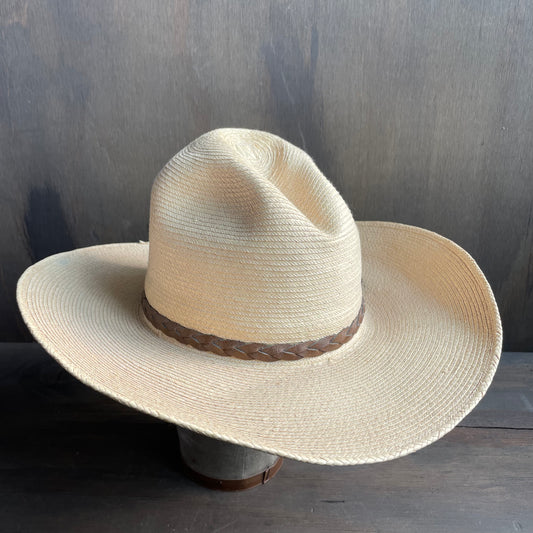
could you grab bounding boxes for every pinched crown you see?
[144,129,362,344]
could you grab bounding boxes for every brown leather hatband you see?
[141,292,364,362]
[180,457,283,491]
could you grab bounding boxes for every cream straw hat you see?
[17,128,502,465]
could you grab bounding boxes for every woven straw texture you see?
[17,220,501,464]
[17,129,502,464]
[145,129,362,344]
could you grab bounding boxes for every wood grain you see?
[1,1,532,349]
[0,343,532,533]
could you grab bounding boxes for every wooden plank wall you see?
[1,1,532,349]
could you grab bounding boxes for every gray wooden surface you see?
[0,343,532,533]
[1,1,532,350]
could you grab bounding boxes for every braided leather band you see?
[141,292,365,362]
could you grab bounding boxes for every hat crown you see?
[145,128,362,343]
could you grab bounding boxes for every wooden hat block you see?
[177,427,283,491]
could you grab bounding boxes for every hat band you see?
[141,292,365,362]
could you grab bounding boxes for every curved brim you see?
[17,222,502,465]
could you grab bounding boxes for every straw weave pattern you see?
[145,129,363,344]
[15,127,502,465]
[16,223,502,465]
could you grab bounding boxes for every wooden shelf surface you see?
[1,344,531,533]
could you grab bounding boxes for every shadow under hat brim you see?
[16,221,502,465]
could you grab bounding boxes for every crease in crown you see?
[145,128,363,345]
[187,128,349,237]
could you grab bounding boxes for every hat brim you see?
[17,221,501,465]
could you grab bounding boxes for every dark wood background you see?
[1,0,532,350]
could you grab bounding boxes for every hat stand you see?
[177,427,283,491]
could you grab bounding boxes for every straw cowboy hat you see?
[17,128,502,465]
